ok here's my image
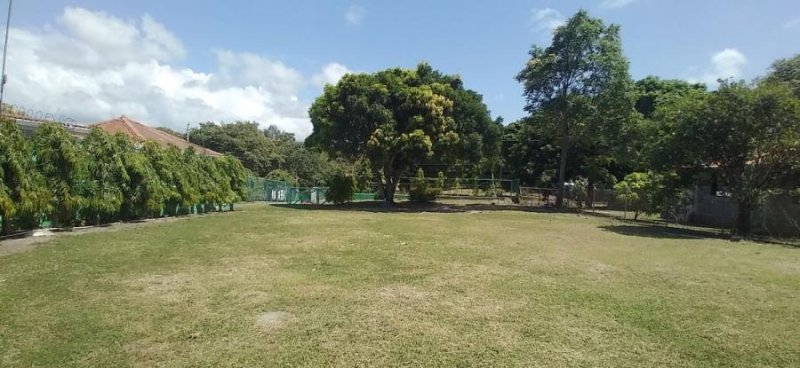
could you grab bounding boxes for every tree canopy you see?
[516,10,634,208]
[307,62,500,204]
[655,81,800,235]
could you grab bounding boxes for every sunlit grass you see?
[1,203,798,367]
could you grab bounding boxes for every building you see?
[94,116,221,157]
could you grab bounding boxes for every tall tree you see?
[764,54,800,97]
[309,64,449,204]
[658,81,800,236]
[32,123,89,227]
[189,121,281,176]
[0,119,48,235]
[634,76,706,119]
[81,128,129,224]
[516,10,633,208]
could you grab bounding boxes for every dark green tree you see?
[657,81,800,236]
[308,63,497,204]
[516,10,634,208]
[764,54,800,97]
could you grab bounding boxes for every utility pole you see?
[185,122,190,141]
[0,0,13,116]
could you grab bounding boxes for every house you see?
[94,115,221,157]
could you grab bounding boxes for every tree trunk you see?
[1,211,11,236]
[585,179,595,209]
[555,143,568,209]
[384,181,396,206]
[735,200,752,237]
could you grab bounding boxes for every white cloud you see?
[688,48,748,86]
[312,63,353,87]
[530,8,564,33]
[600,0,640,9]
[783,17,800,29]
[2,7,350,139]
[345,4,366,25]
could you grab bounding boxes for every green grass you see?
[1,203,798,367]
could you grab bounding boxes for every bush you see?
[409,169,440,203]
[326,173,356,204]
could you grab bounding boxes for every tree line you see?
[138,10,799,237]
[0,121,249,236]
[301,10,800,236]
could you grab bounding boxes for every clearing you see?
[0,203,798,367]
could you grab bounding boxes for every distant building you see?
[8,118,91,139]
[94,115,221,157]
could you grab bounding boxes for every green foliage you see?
[764,53,800,97]
[409,168,440,203]
[0,119,48,235]
[81,128,129,223]
[120,145,167,219]
[516,10,635,208]
[308,62,497,204]
[325,173,356,205]
[266,169,298,186]
[634,76,706,118]
[614,172,650,219]
[6,124,249,228]
[614,171,683,220]
[189,121,286,177]
[31,123,89,227]
[655,81,800,235]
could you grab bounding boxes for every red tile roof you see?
[94,116,221,157]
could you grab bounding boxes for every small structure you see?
[690,186,800,236]
[94,115,221,157]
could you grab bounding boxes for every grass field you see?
[1,203,799,367]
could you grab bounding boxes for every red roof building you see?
[94,116,221,157]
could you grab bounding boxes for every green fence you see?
[286,187,328,204]
[398,177,520,200]
[246,177,292,202]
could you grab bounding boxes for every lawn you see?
[1,203,798,367]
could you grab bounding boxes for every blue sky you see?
[5,0,800,137]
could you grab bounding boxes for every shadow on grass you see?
[272,201,579,214]
[599,224,724,240]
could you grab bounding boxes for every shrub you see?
[326,173,355,204]
[409,168,440,203]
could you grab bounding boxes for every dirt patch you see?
[255,311,294,330]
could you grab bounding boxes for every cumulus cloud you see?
[2,7,348,139]
[345,4,366,25]
[600,0,640,9]
[688,48,748,87]
[530,8,564,34]
[312,63,353,87]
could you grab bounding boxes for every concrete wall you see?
[691,187,800,236]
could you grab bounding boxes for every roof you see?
[93,116,221,157]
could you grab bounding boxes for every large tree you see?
[189,121,282,176]
[308,63,497,204]
[516,10,633,208]
[658,81,800,236]
[764,53,800,97]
